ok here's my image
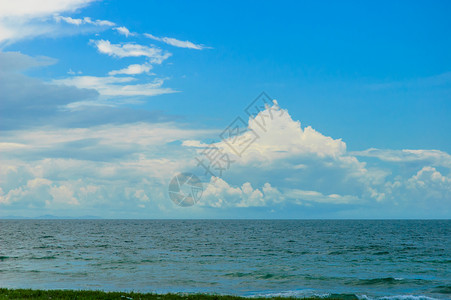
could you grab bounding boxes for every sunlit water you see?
[0,220,449,299]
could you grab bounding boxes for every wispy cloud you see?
[0,51,57,72]
[53,76,176,97]
[144,33,210,50]
[0,51,177,130]
[91,39,171,63]
[0,52,98,129]
[83,17,114,26]
[53,15,83,25]
[108,63,153,76]
[54,15,115,27]
[351,148,451,168]
[113,26,134,37]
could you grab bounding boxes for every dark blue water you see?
[0,220,450,299]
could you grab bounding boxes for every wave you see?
[249,290,439,300]
[30,255,57,260]
[223,272,295,280]
[357,277,405,285]
[431,285,451,294]
[373,251,390,255]
[247,289,328,298]
[359,295,438,300]
[353,277,430,286]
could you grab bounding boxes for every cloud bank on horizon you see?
[0,0,450,218]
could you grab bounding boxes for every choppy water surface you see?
[0,220,449,299]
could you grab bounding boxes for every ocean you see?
[0,220,449,299]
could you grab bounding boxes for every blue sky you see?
[0,0,450,218]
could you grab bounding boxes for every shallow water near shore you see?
[0,220,449,299]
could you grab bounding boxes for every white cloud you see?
[91,39,171,63]
[144,33,210,50]
[405,166,451,200]
[379,166,451,215]
[199,177,358,208]
[200,178,279,208]
[0,0,93,18]
[186,100,347,166]
[161,37,209,50]
[52,75,175,97]
[0,0,96,45]
[133,189,150,202]
[54,15,82,25]
[54,15,115,27]
[0,177,51,206]
[0,123,216,155]
[183,101,451,211]
[285,188,359,204]
[182,140,207,148]
[1,98,450,217]
[49,184,79,206]
[82,17,114,27]
[0,0,94,18]
[0,121,218,215]
[113,26,134,37]
[352,148,451,168]
[108,63,152,76]
[0,142,30,151]
[67,68,82,75]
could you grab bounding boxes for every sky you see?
[0,0,450,219]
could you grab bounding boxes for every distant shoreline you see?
[0,288,359,300]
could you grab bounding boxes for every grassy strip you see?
[0,288,359,300]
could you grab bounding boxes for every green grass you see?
[0,289,359,300]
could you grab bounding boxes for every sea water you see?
[0,220,449,299]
